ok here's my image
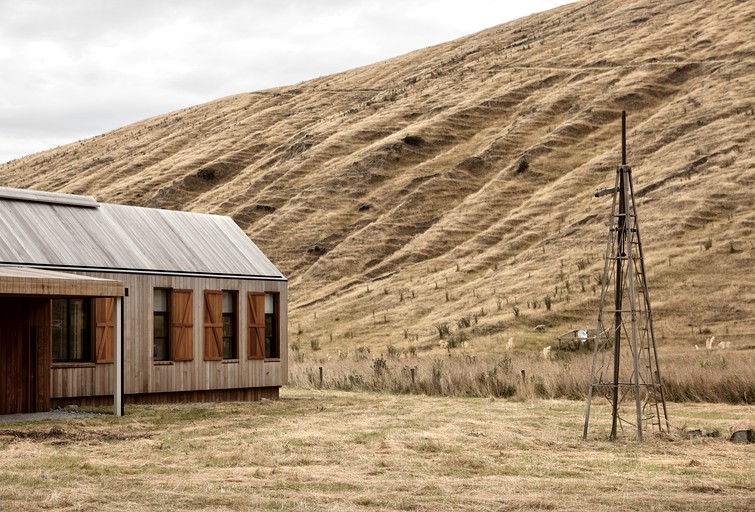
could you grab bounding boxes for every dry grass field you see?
[1,389,754,511]
[1,0,752,353]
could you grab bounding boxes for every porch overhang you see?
[0,266,125,417]
[0,266,124,297]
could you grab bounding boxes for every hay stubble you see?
[0,390,753,511]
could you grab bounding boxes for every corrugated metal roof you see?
[0,188,284,280]
[0,187,99,208]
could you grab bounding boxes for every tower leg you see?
[610,170,626,441]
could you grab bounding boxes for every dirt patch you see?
[0,426,152,445]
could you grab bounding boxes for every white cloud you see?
[0,0,573,164]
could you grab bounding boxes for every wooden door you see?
[0,299,33,414]
[0,325,24,414]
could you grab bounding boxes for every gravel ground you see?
[0,409,101,424]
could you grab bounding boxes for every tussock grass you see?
[289,348,755,404]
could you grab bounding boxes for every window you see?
[154,288,194,362]
[264,293,279,359]
[52,299,91,363]
[153,288,170,361]
[247,292,280,360]
[222,291,237,359]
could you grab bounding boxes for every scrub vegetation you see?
[288,346,755,404]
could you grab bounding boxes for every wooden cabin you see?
[0,187,287,415]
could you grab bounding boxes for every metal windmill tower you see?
[583,112,669,441]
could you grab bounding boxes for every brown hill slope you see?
[2,0,753,354]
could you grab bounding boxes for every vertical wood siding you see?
[51,272,288,399]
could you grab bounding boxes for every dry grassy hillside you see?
[2,0,753,356]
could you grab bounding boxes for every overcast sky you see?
[0,0,572,164]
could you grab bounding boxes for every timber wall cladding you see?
[50,272,288,399]
[51,386,280,407]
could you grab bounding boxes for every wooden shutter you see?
[94,297,114,363]
[204,290,223,361]
[171,289,194,361]
[247,292,265,359]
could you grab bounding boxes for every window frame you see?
[153,288,171,362]
[264,292,280,359]
[222,290,238,360]
[152,287,194,363]
[52,298,93,364]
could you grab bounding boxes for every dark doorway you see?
[0,298,51,414]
